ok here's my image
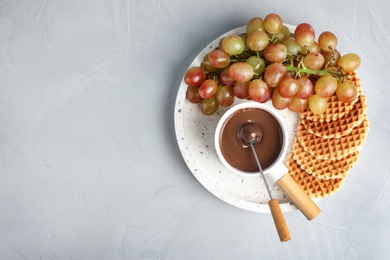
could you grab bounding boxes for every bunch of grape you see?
[184,13,361,115]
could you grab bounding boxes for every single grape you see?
[321,49,341,68]
[338,53,361,72]
[248,79,272,103]
[278,76,299,98]
[222,35,245,55]
[246,31,269,51]
[233,81,250,99]
[288,96,308,112]
[229,62,254,82]
[283,38,302,56]
[318,31,338,52]
[273,25,291,43]
[219,67,235,86]
[186,86,202,103]
[264,13,283,34]
[216,85,235,107]
[272,88,291,110]
[246,17,265,34]
[202,53,219,72]
[294,23,315,47]
[201,96,219,115]
[264,43,287,63]
[296,76,314,99]
[308,94,328,114]
[184,67,206,87]
[336,80,358,103]
[246,56,266,75]
[303,52,325,70]
[263,63,287,87]
[209,49,231,69]
[199,79,218,99]
[301,41,320,54]
[314,75,338,98]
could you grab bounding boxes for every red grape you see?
[314,75,338,98]
[308,94,328,114]
[233,81,250,99]
[199,79,218,99]
[288,96,308,112]
[248,79,272,103]
[186,86,202,103]
[246,31,269,51]
[278,76,299,98]
[246,17,265,34]
[184,67,206,87]
[202,53,219,72]
[209,49,231,69]
[303,52,325,70]
[264,13,283,34]
[229,62,254,82]
[336,80,358,103]
[216,85,235,107]
[272,88,291,110]
[264,43,287,63]
[318,31,338,52]
[219,67,235,86]
[321,49,341,68]
[295,23,315,47]
[296,76,314,99]
[263,63,287,88]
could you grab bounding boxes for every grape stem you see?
[284,59,347,79]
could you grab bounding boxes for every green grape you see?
[222,35,245,55]
[184,67,206,87]
[273,25,291,43]
[199,79,218,99]
[272,88,291,110]
[336,80,358,103]
[246,17,265,34]
[263,63,287,87]
[248,79,272,103]
[216,85,235,107]
[283,38,302,56]
[246,31,269,51]
[201,96,219,115]
[264,13,283,34]
[303,52,325,70]
[264,43,287,63]
[209,49,231,68]
[294,23,315,47]
[229,62,254,82]
[246,56,266,75]
[278,76,299,98]
[288,96,308,112]
[308,94,328,114]
[318,31,338,52]
[338,53,361,72]
[186,86,202,103]
[314,75,337,98]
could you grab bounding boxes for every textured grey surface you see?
[0,0,389,259]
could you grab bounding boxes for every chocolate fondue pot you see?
[215,102,288,183]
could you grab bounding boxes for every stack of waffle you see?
[287,72,370,198]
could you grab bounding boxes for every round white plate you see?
[174,24,304,213]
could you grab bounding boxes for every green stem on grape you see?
[284,58,347,79]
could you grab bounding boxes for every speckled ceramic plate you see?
[174,24,302,213]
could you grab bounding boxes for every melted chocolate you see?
[219,108,283,172]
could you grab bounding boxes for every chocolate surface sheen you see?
[219,108,283,172]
